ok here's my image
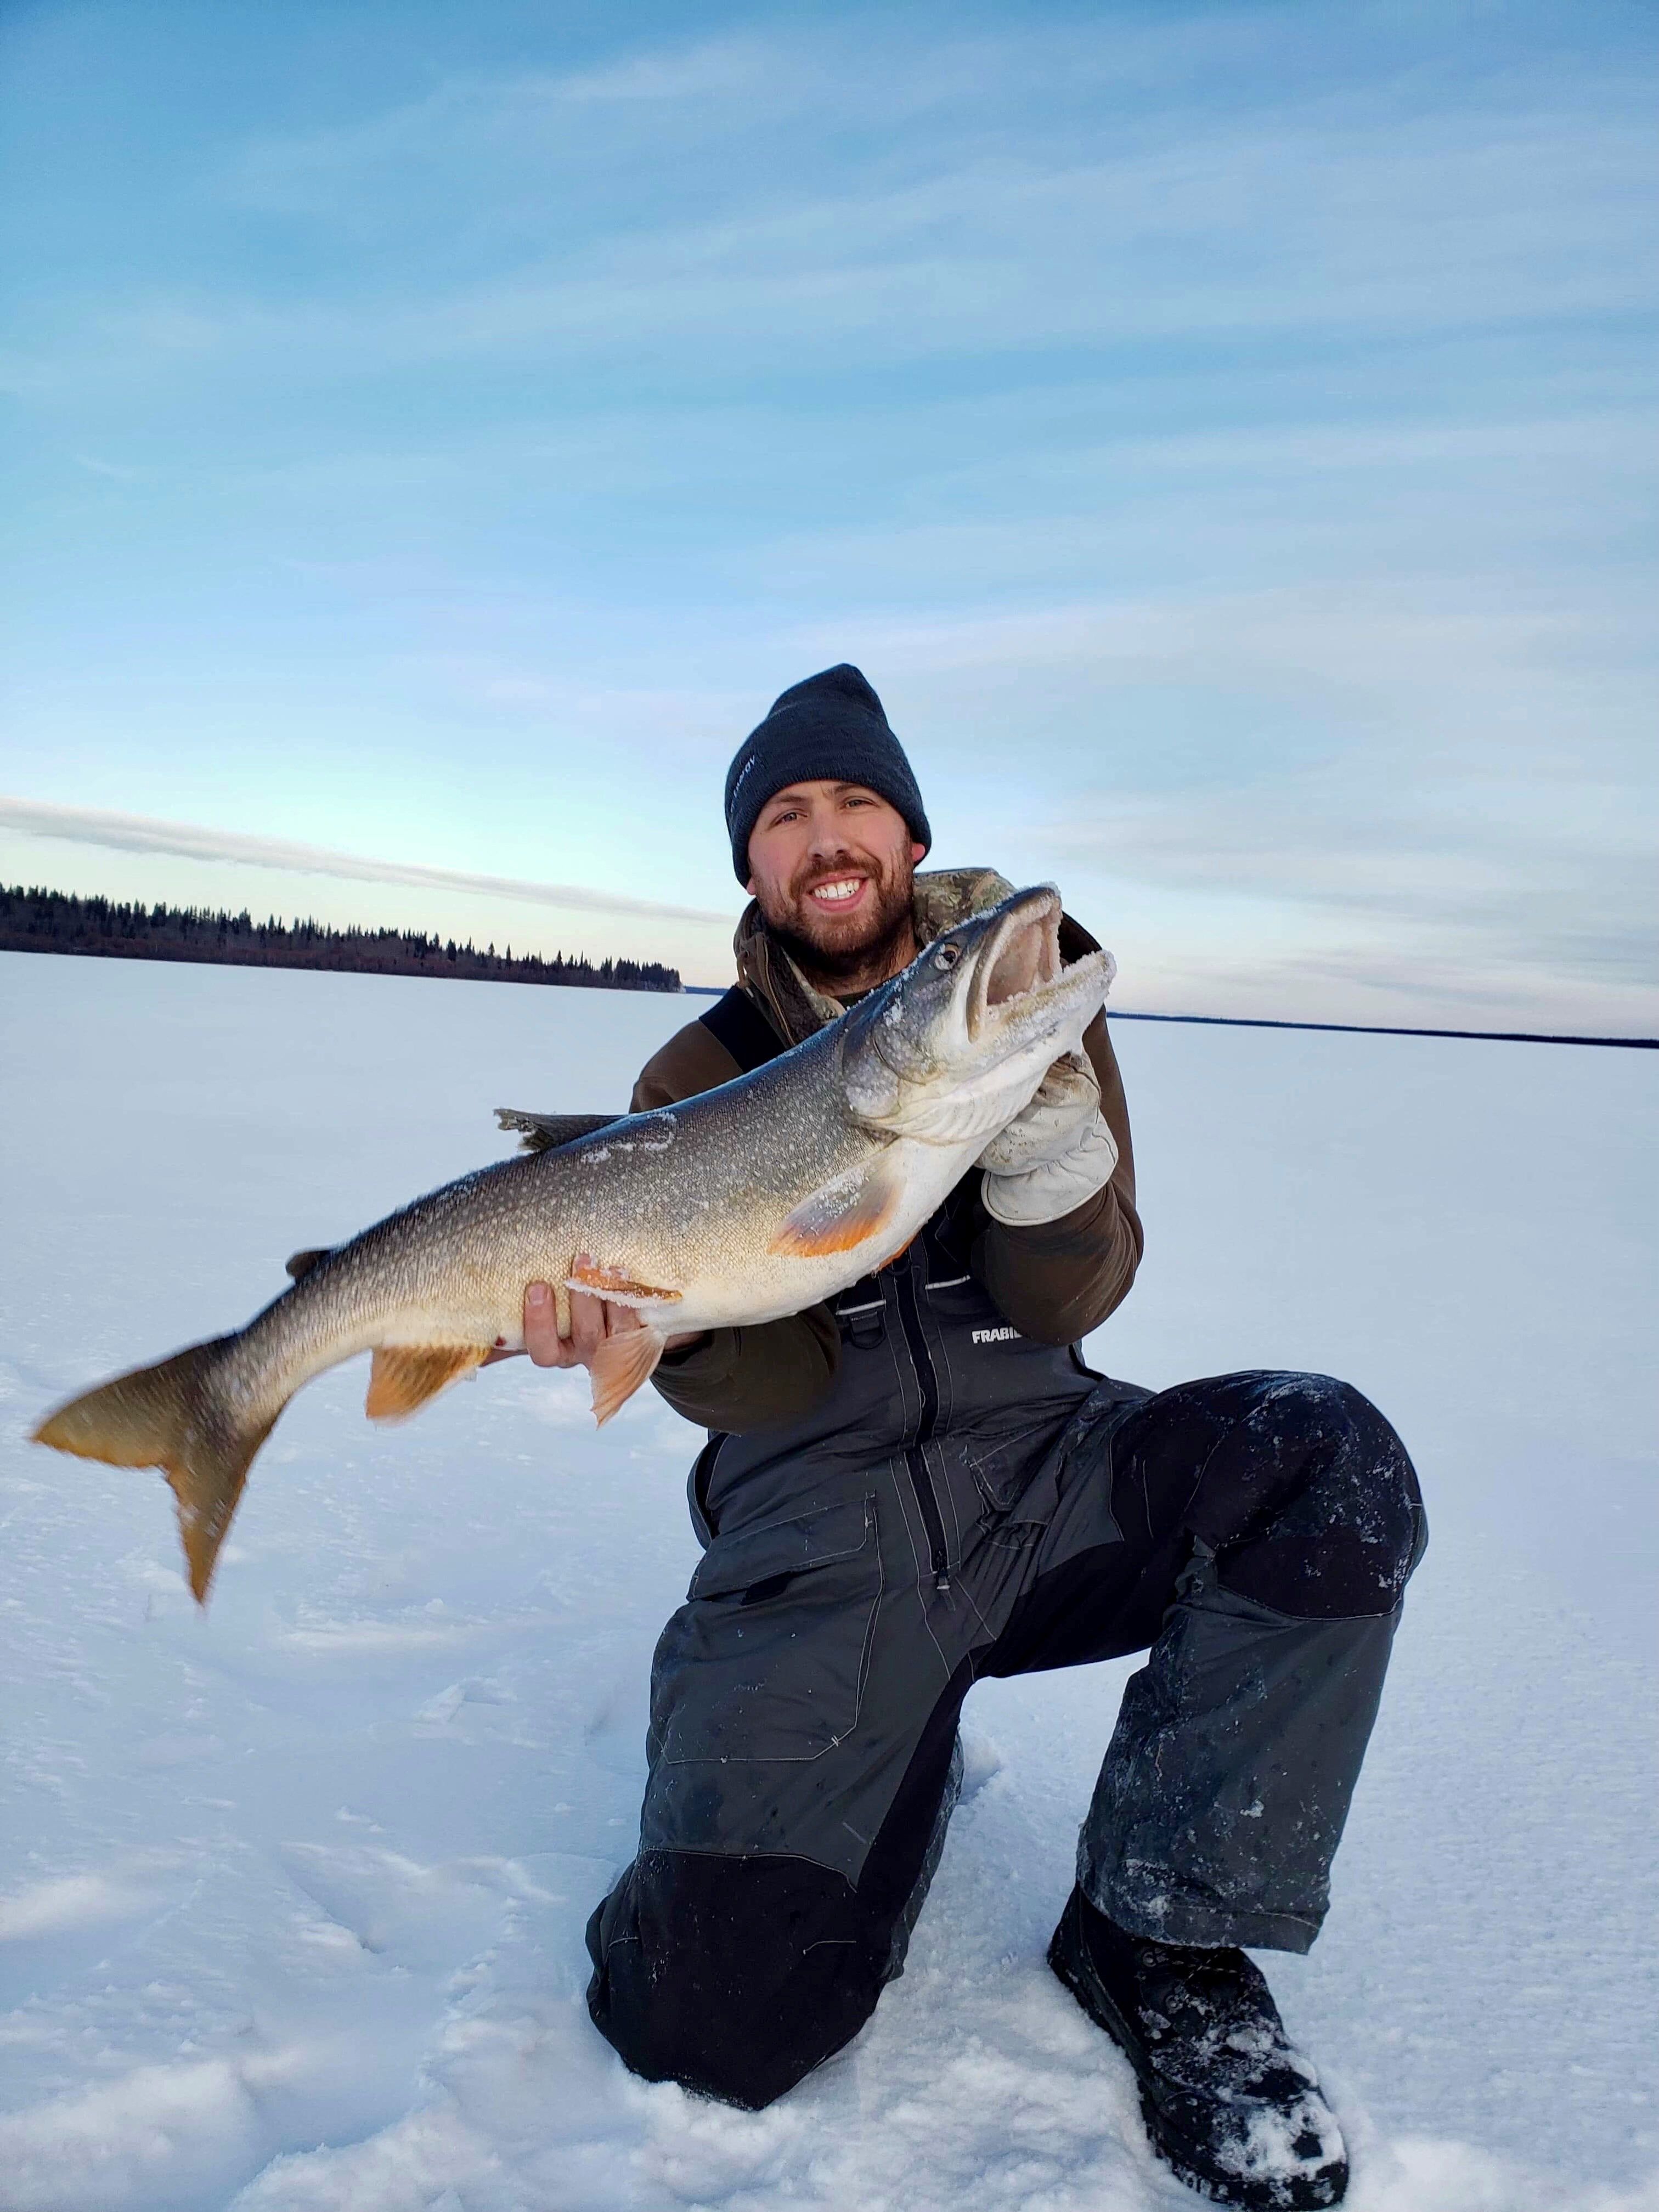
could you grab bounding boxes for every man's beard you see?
[758,847,917,991]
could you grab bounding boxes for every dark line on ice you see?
[1103,1011,1656,1051]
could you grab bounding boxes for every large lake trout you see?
[33,887,1114,1601]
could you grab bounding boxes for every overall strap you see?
[698,985,789,1075]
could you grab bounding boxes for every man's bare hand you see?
[482,1260,701,1373]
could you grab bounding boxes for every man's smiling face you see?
[745,778,928,990]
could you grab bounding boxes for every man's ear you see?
[910,842,927,862]
[744,876,757,895]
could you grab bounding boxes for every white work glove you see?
[977,1052,1119,1227]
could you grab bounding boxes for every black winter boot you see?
[1047,1886,1348,2209]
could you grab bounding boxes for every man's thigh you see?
[981,1369,1423,1679]
[637,1491,970,1880]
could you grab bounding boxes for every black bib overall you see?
[585,989,1425,2111]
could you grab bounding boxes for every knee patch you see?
[1212,1376,1424,1619]
[586,1850,889,2109]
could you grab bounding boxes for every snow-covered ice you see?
[1,950,1654,2212]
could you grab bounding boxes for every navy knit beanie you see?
[724,664,932,884]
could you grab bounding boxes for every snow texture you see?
[1,951,1654,2212]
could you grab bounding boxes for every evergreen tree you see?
[0,887,681,994]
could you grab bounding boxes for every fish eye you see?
[934,944,962,969]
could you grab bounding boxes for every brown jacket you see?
[634,868,1143,1432]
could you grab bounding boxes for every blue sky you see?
[2,0,1654,1026]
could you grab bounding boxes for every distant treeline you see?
[0,885,681,993]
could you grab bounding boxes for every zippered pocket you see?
[654,1498,883,1763]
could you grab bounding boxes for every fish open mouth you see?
[966,887,1065,1042]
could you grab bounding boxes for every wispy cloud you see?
[227,36,778,210]
[1047,769,1657,980]
[0,799,733,928]
[14,27,1655,401]
[71,452,146,482]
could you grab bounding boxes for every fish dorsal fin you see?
[494,1109,620,1155]
[285,1246,332,1283]
[770,1153,906,1260]
[365,1344,490,1422]
[589,1327,665,1426]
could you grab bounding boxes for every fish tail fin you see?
[32,1338,279,1605]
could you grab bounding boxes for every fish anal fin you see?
[589,1327,665,1426]
[285,1247,331,1283]
[770,1155,906,1260]
[365,1344,490,1423]
[567,1259,682,1306]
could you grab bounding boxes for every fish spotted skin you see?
[33,887,1113,1601]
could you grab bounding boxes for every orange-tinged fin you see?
[589,1327,665,1426]
[365,1344,490,1422]
[770,1155,906,1260]
[285,1246,332,1282]
[32,1337,278,1606]
[567,1259,682,1304]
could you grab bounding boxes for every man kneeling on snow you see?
[518,666,1425,2211]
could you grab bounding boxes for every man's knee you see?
[1211,1372,1425,1618]
[586,1849,889,2109]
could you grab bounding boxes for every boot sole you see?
[1046,1915,1347,2212]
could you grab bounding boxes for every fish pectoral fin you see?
[285,1246,332,1283]
[770,1154,907,1259]
[567,1259,682,1306]
[589,1327,666,1426]
[494,1108,620,1155]
[365,1344,491,1422]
